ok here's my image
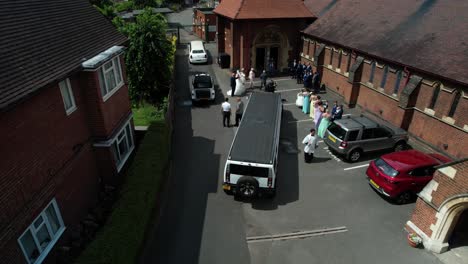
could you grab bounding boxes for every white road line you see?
[342,114,351,117]
[287,119,313,124]
[344,164,369,171]
[275,88,301,93]
[282,102,297,106]
[318,140,323,143]
[246,226,348,243]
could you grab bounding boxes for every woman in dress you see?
[309,95,318,119]
[302,90,311,114]
[317,109,332,138]
[314,101,324,129]
[234,69,246,95]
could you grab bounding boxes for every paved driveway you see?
[141,11,443,264]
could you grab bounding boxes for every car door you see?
[373,127,394,150]
[409,166,435,193]
[360,128,379,152]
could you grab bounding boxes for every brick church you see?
[213,0,468,255]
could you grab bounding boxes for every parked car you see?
[188,40,208,64]
[366,150,451,204]
[190,73,215,102]
[323,115,408,162]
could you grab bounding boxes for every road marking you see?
[282,102,297,106]
[246,226,348,243]
[287,119,313,124]
[344,164,369,171]
[275,88,301,93]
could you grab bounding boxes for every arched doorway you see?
[251,26,290,73]
[447,208,468,259]
[426,196,468,253]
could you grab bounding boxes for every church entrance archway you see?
[252,26,289,73]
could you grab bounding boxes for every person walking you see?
[221,98,231,127]
[260,70,268,90]
[248,68,255,89]
[302,128,318,163]
[230,72,237,96]
[235,97,244,126]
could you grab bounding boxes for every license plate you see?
[222,184,231,191]
[370,179,380,189]
[328,135,336,143]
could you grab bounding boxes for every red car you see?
[366,150,451,204]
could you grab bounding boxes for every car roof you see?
[334,116,377,130]
[381,150,444,171]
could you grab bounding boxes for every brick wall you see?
[0,74,101,263]
[300,35,468,158]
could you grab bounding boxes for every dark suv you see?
[323,115,408,162]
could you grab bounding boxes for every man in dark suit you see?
[230,72,237,96]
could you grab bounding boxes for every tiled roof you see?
[214,0,316,20]
[304,0,338,17]
[303,0,468,85]
[0,0,127,109]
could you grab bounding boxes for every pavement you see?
[139,9,451,264]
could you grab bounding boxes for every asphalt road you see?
[140,10,444,264]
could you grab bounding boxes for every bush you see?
[75,121,170,264]
[115,1,134,12]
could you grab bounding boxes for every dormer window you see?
[98,56,124,101]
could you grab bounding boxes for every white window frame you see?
[111,120,134,172]
[18,199,65,264]
[59,78,77,115]
[99,56,124,102]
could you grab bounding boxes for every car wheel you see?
[394,141,407,152]
[348,149,362,162]
[236,177,259,199]
[396,192,413,204]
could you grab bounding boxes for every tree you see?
[125,9,175,105]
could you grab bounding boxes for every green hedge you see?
[76,120,170,264]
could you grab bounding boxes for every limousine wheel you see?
[237,177,259,198]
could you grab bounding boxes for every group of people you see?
[221,97,244,128]
[290,59,321,93]
[302,98,344,163]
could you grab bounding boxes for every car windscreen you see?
[375,158,399,177]
[328,123,347,140]
[230,164,269,178]
[193,76,212,89]
[192,50,205,54]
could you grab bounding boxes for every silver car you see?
[323,115,408,162]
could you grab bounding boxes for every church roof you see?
[303,0,468,85]
[214,0,316,20]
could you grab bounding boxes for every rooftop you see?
[0,0,127,109]
[214,0,315,20]
[303,0,468,85]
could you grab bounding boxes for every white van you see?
[222,92,282,199]
[188,40,208,64]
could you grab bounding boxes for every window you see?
[18,199,65,264]
[380,65,389,88]
[59,79,77,115]
[346,130,360,141]
[99,56,124,101]
[229,164,269,178]
[448,90,461,117]
[329,49,334,66]
[346,54,352,73]
[111,121,134,172]
[375,158,399,177]
[393,71,403,94]
[369,62,376,83]
[362,128,375,140]
[337,51,342,69]
[410,167,433,177]
[428,83,441,109]
[328,123,347,140]
[374,127,392,138]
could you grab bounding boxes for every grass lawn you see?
[132,103,163,126]
[75,120,170,264]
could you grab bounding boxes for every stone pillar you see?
[398,75,422,130]
[346,56,364,108]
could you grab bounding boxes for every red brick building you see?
[192,7,217,42]
[299,0,468,254]
[214,0,315,71]
[300,0,468,159]
[407,159,468,253]
[0,0,134,263]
